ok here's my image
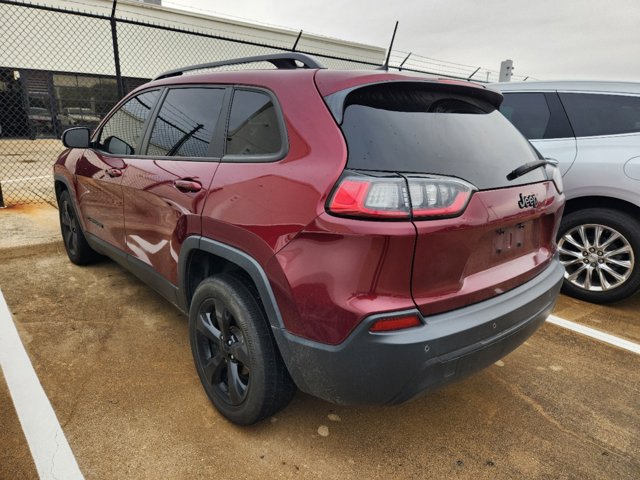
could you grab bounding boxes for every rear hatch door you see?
[328,78,564,316]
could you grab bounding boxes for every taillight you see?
[405,175,475,218]
[328,171,475,220]
[328,176,410,218]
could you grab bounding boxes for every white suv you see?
[492,81,640,303]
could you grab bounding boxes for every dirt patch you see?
[0,203,62,260]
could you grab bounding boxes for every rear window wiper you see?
[507,158,558,181]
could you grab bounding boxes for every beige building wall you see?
[0,0,386,78]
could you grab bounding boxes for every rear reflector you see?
[370,314,422,332]
[328,171,475,220]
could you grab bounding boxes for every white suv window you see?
[559,92,640,137]
[500,92,574,140]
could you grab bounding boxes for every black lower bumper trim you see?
[273,259,564,406]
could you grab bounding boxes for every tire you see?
[57,190,101,265]
[557,208,640,303]
[188,274,296,425]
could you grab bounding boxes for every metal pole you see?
[499,59,514,82]
[467,67,481,80]
[111,0,124,98]
[382,21,399,71]
[0,183,5,208]
[398,52,412,71]
[292,30,303,51]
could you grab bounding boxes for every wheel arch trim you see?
[53,173,89,232]
[562,195,640,218]
[53,173,74,197]
[178,236,286,330]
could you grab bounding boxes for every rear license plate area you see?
[493,222,538,257]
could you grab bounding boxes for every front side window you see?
[98,90,159,155]
[225,90,283,157]
[559,92,640,137]
[146,87,225,158]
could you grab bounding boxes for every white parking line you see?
[547,314,640,355]
[0,289,84,480]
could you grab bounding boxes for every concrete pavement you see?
[0,249,638,479]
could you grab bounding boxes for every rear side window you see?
[559,92,640,137]
[146,87,225,158]
[500,93,550,139]
[225,90,283,157]
[339,83,546,190]
[98,90,159,155]
[500,92,573,140]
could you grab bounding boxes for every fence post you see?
[467,67,481,80]
[291,30,303,51]
[382,21,399,71]
[111,0,125,98]
[499,59,514,82]
[0,183,4,208]
[398,52,411,71]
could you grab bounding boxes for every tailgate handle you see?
[174,179,202,193]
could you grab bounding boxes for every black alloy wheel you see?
[60,195,79,257]
[57,190,100,265]
[194,296,251,406]
[189,274,295,425]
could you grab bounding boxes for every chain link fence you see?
[0,0,529,207]
[389,50,534,84]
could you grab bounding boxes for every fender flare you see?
[177,236,286,330]
[53,173,73,198]
[53,174,89,232]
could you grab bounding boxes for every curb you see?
[0,241,64,262]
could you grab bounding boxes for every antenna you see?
[382,21,399,71]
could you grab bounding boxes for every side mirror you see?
[62,127,91,149]
[103,136,134,156]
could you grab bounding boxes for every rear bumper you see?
[273,258,564,405]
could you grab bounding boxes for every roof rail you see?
[153,53,326,80]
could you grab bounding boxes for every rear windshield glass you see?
[339,83,546,190]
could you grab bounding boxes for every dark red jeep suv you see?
[54,53,565,425]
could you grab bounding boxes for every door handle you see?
[173,179,202,193]
[106,168,123,178]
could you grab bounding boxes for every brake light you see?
[370,314,422,332]
[406,176,475,218]
[328,177,410,218]
[328,172,475,220]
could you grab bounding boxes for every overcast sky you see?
[164,0,640,81]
